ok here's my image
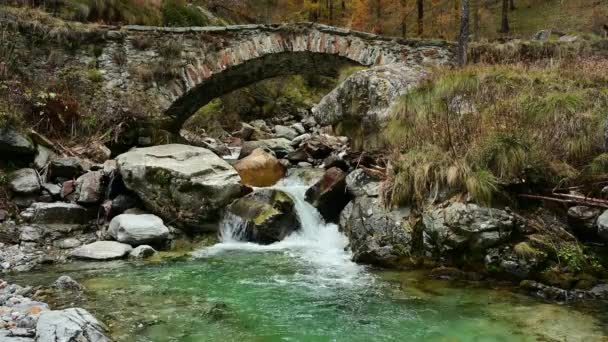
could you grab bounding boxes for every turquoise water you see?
[12,249,607,342]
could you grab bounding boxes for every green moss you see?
[148,169,172,186]
[253,205,280,226]
[87,68,103,83]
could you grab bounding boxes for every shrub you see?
[161,0,208,27]
[87,68,103,82]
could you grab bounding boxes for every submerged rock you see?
[108,214,170,245]
[36,308,110,342]
[234,148,286,187]
[340,196,412,266]
[70,241,133,260]
[305,167,351,223]
[116,144,244,232]
[226,189,300,244]
[53,275,84,291]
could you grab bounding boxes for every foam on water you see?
[195,173,371,288]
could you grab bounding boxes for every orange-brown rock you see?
[234,148,286,187]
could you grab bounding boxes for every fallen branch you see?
[518,193,608,209]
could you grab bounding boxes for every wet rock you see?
[305,167,351,222]
[239,138,294,159]
[117,144,244,232]
[108,214,170,245]
[567,205,601,237]
[0,128,34,158]
[234,148,286,187]
[110,194,138,216]
[484,243,547,279]
[129,245,157,259]
[596,210,608,242]
[322,155,349,172]
[9,169,40,195]
[422,203,516,255]
[20,203,88,224]
[286,148,311,163]
[226,189,300,244]
[273,125,298,140]
[339,196,412,266]
[74,171,104,205]
[49,157,85,180]
[70,241,133,260]
[36,308,110,342]
[53,275,84,291]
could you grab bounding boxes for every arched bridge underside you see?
[99,23,454,131]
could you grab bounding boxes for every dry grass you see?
[385,59,608,206]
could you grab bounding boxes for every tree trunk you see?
[328,0,334,25]
[417,0,424,36]
[472,0,479,40]
[509,0,515,11]
[500,0,509,33]
[457,0,469,66]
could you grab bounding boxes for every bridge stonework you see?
[95,23,453,130]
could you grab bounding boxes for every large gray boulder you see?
[116,144,244,231]
[340,196,412,266]
[108,214,169,245]
[305,167,350,223]
[20,202,88,224]
[422,203,516,255]
[74,171,104,204]
[312,63,424,150]
[36,308,110,342]
[597,210,608,242]
[345,169,381,197]
[0,128,35,157]
[70,241,133,260]
[9,169,40,195]
[225,189,300,244]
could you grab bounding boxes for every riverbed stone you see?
[35,308,110,342]
[33,145,54,170]
[19,226,42,243]
[305,167,351,222]
[20,202,88,224]
[226,189,300,244]
[129,245,157,259]
[422,203,516,256]
[74,171,104,204]
[53,275,84,291]
[273,125,298,140]
[340,196,412,266]
[70,241,133,260]
[108,214,170,245]
[49,157,86,180]
[9,169,40,195]
[116,144,244,231]
[234,148,286,187]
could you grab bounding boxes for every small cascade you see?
[200,172,369,287]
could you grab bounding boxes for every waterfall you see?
[199,172,369,287]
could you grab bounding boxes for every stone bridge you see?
[96,23,454,132]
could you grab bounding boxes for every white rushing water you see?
[197,173,371,288]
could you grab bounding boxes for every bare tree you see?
[472,0,479,40]
[457,0,469,65]
[500,0,509,33]
[417,0,424,36]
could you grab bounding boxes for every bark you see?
[457,0,469,66]
[417,0,424,36]
[500,0,509,33]
[472,0,479,39]
[509,0,515,11]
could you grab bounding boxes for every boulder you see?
[567,205,601,236]
[339,196,412,266]
[234,148,286,187]
[129,245,157,259]
[226,189,300,244]
[36,308,110,342]
[110,194,138,216]
[70,241,133,260]
[291,123,306,134]
[74,171,104,204]
[312,63,424,150]
[20,202,88,224]
[49,157,85,180]
[305,167,351,222]
[239,138,294,159]
[108,214,170,245]
[533,29,552,41]
[53,238,82,249]
[322,155,349,171]
[0,128,34,158]
[422,203,516,255]
[484,242,547,279]
[291,133,311,147]
[19,226,42,242]
[34,145,54,170]
[597,210,608,242]
[116,144,244,231]
[273,125,298,140]
[41,183,61,199]
[9,169,40,195]
[346,169,381,197]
